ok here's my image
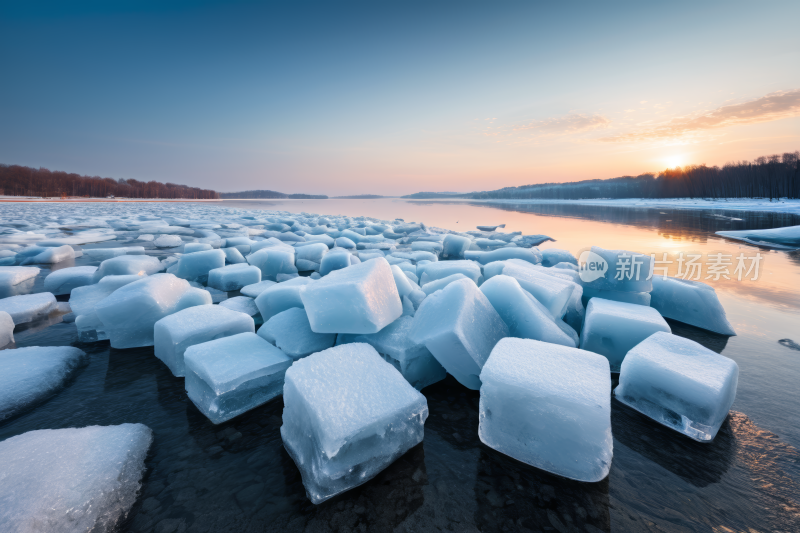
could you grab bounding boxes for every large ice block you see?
[498,262,575,318]
[580,298,671,372]
[247,248,298,281]
[154,304,255,377]
[0,424,152,532]
[0,311,13,346]
[541,248,578,267]
[219,295,263,324]
[479,338,612,482]
[153,235,183,248]
[301,257,403,334]
[615,331,738,442]
[418,260,482,286]
[184,332,292,423]
[579,246,653,293]
[464,247,542,265]
[0,266,40,287]
[353,316,446,390]
[295,242,328,271]
[93,255,163,282]
[43,266,97,295]
[281,343,428,503]
[319,249,359,276]
[420,273,468,295]
[442,234,472,258]
[254,276,313,322]
[0,346,88,421]
[240,279,277,298]
[650,276,736,335]
[409,278,508,389]
[582,287,651,307]
[168,249,226,283]
[480,275,576,347]
[258,307,336,359]
[95,273,212,349]
[70,275,144,342]
[207,263,262,291]
[0,292,57,325]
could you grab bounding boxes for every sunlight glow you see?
[663,154,686,169]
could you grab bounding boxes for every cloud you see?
[601,89,800,143]
[484,113,611,140]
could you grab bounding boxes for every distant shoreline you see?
[0,197,222,203]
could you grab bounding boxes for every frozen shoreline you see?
[415,198,800,216]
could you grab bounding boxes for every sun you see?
[663,154,685,169]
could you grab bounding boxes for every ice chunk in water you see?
[0,266,40,287]
[0,346,88,421]
[254,277,313,321]
[20,245,75,264]
[410,278,508,389]
[353,316,446,390]
[479,338,612,482]
[480,275,576,347]
[168,249,226,283]
[96,274,212,349]
[93,255,163,282]
[442,234,472,259]
[0,292,57,325]
[185,332,292,424]
[579,246,653,293]
[70,275,144,341]
[240,280,277,298]
[418,260,482,286]
[580,298,671,372]
[281,343,428,503]
[464,247,542,265]
[302,258,402,334]
[650,276,736,335]
[153,234,183,248]
[258,307,336,359]
[43,266,97,295]
[0,311,13,346]
[0,424,152,532]
[615,332,738,442]
[247,248,298,281]
[716,224,800,250]
[207,263,261,291]
[154,304,255,377]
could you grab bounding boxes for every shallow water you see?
[1,199,799,532]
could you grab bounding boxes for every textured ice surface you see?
[70,275,144,341]
[247,248,298,281]
[480,275,576,347]
[302,258,402,334]
[96,274,212,348]
[353,316,446,390]
[410,278,508,389]
[240,280,277,298]
[207,263,261,291]
[464,247,542,265]
[154,304,255,377]
[495,262,575,318]
[0,423,153,533]
[580,246,653,293]
[391,264,419,298]
[258,307,336,359]
[479,338,612,482]
[0,311,13,346]
[22,244,75,264]
[319,250,359,276]
[281,343,428,503]
[0,292,57,325]
[254,277,313,321]
[441,235,472,259]
[93,255,163,282]
[219,296,263,323]
[580,298,671,372]
[183,242,213,254]
[541,248,578,267]
[184,332,292,424]
[169,249,226,283]
[295,242,329,271]
[44,266,98,295]
[582,287,651,307]
[0,346,88,421]
[716,224,800,250]
[0,266,40,287]
[650,276,736,335]
[223,247,247,264]
[615,332,738,442]
[153,235,183,248]
[418,260,482,286]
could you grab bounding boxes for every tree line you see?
[421,151,800,201]
[220,190,328,199]
[0,164,219,199]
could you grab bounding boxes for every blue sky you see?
[1,1,798,195]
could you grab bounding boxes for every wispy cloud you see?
[483,113,611,141]
[600,89,800,143]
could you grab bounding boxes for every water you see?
[2,199,799,532]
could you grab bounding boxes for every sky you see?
[1,0,798,196]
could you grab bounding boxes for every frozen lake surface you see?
[1,199,799,532]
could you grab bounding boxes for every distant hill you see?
[401,191,467,199]
[333,194,386,199]
[221,190,328,199]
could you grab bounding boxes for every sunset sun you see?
[664,154,686,169]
